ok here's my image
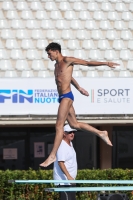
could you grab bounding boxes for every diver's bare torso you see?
[54,56,73,95]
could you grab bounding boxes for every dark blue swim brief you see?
[58,91,74,103]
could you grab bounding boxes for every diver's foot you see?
[39,155,56,167]
[100,131,113,146]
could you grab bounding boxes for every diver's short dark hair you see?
[45,42,61,53]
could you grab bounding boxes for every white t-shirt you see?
[53,140,77,185]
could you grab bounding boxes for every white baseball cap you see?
[64,124,77,132]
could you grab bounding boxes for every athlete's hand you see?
[107,62,120,68]
[79,87,89,96]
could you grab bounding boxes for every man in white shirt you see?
[53,124,77,200]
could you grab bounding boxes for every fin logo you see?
[0,90,33,103]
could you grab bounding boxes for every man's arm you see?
[58,161,74,180]
[71,77,80,90]
[71,77,89,96]
[64,57,119,68]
